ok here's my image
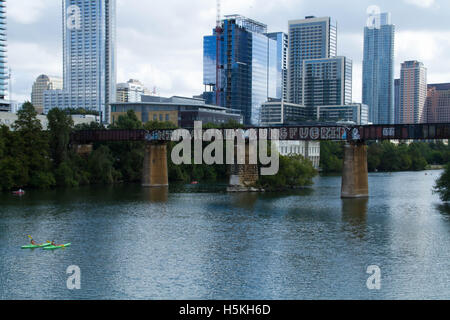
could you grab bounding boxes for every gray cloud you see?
[7,0,450,104]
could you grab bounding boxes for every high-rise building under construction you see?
[203,15,282,126]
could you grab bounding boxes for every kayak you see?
[21,243,52,249]
[43,243,71,250]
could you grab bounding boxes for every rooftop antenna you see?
[216,0,221,28]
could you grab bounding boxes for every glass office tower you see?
[288,16,337,105]
[0,0,7,101]
[203,15,280,126]
[44,0,116,123]
[266,32,288,102]
[362,12,395,124]
[302,56,352,108]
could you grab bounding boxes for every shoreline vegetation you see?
[0,102,317,193]
[320,140,450,174]
[1,102,449,195]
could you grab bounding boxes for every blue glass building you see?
[362,12,395,124]
[266,32,288,102]
[0,0,7,101]
[288,16,337,105]
[203,15,280,126]
[44,0,116,123]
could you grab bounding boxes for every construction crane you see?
[215,0,223,106]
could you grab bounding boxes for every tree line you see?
[0,102,317,192]
[320,140,450,174]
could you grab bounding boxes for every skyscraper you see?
[266,32,288,102]
[399,60,427,124]
[394,78,400,124]
[302,56,352,108]
[362,12,395,124]
[0,0,8,106]
[427,83,450,123]
[44,0,116,123]
[288,16,337,105]
[203,15,281,126]
[31,75,63,114]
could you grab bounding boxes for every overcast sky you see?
[7,0,450,104]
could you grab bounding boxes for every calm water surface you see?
[0,171,449,300]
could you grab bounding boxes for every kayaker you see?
[51,240,62,247]
[30,239,37,245]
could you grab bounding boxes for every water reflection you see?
[436,203,450,216]
[142,187,169,203]
[229,193,259,210]
[341,198,368,239]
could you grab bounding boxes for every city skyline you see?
[6,0,450,105]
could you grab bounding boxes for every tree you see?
[320,141,344,173]
[108,110,145,182]
[12,102,53,187]
[47,108,74,167]
[12,102,42,133]
[88,145,118,184]
[109,110,142,130]
[434,164,450,202]
[258,155,317,191]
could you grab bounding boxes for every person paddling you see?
[30,239,37,245]
[51,240,63,247]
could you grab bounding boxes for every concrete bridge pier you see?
[142,142,169,188]
[227,141,259,192]
[341,142,369,198]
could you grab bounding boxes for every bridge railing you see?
[70,123,450,143]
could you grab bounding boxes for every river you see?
[0,171,449,300]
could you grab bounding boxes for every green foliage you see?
[47,108,74,166]
[29,171,56,189]
[109,110,142,130]
[55,161,79,188]
[74,121,105,130]
[320,141,344,173]
[0,157,25,191]
[434,163,450,202]
[321,140,450,173]
[12,102,42,133]
[258,155,317,191]
[64,107,99,116]
[9,102,52,187]
[88,146,118,184]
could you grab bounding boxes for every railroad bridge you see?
[70,123,450,198]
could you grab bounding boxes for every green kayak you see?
[43,243,71,250]
[21,243,52,249]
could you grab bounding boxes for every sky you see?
[6,0,450,104]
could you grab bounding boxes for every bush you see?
[434,163,450,202]
[258,155,317,191]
